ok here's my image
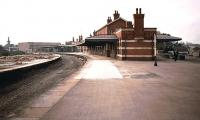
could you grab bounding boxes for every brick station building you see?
[79,8,181,60]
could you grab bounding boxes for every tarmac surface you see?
[8,55,200,120]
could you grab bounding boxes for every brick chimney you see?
[113,10,120,20]
[134,8,144,39]
[93,30,96,36]
[126,21,133,28]
[107,17,112,24]
[78,35,81,42]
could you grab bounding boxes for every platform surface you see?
[11,55,200,120]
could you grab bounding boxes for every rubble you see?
[0,53,56,69]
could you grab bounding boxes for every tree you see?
[0,45,10,56]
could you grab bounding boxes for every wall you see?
[18,42,61,53]
[96,27,107,35]
[116,28,156,60]
[18,42,31,53]
[96,18,127,35]
[107,19,127,34]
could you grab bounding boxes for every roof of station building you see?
[77,35,118,46]
[86,34,118,40]
[156,34,182,42]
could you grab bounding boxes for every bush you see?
[9,51,25,56]
[0,50,10,56]
[0,50,25,56]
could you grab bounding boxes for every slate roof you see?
[86,34,118,40]
[77,35,118,46]
[156,34,182,42]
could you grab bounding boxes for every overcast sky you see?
[0,0,199,45]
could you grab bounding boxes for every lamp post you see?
[154,34,157,66]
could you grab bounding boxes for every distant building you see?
[4,37,19,52]
[18,42,61,53]
[55,45,78,52]
[187,44,200,57]
[192,47,200,57]
[65,41,74,45]
[63,35,84,52]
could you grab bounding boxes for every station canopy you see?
[156,34,182,42]
[77,35,118,46]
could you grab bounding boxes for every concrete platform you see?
[10,55,200,120]
[0,54,61,73]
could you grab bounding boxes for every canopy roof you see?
[156,34,182,42]
[78,34,182,46]
[78,35,118,46]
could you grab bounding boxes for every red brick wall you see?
[121,30,135,40]
[144,29,156,40]
[122,49,153,55]
[121,42,153,47]
[96,19,127,35]
[96,27,107,35]
[115,29,154,58]
[107,19,127,34]
[117,56,153,61]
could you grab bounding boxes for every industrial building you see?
[18,42,61,53]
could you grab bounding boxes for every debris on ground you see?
[0,53,56,69]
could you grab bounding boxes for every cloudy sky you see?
[0,0,199,45]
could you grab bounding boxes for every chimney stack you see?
[93,30,96,36]
[107,17,112,24]
[113,10,120,20]
[133,8,145,39]
[136,8,138,14]
[78,35,81,42]
[126,21,133,28]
